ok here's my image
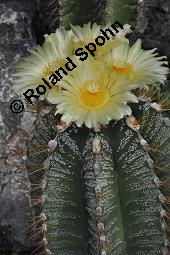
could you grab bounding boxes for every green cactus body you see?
[110,119,165,254]
[104,0,136,24]
[60,0,136,28]
[40,0,136,29]
[26,104,170,254]
[82,128,126,254]
[132,101,170,245]
[26,111,58,253]
[43,125,88,254]
[59,0,105,29]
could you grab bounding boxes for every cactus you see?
[25,100,170,255]
[13,0,170,254]
[37,0,136,31]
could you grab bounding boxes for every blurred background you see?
[0,0,169,254]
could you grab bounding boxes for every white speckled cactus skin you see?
[26,101,170,255]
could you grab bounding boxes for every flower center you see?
[42,59,65,77]
[108,60,133,75]
[80,81,108,109]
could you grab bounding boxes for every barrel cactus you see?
[13,0,170,254]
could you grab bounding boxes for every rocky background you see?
[0,0,169,254]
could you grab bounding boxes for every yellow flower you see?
[13,28,73,97]
[107,39,169,87]
[13,22,169,130]
[47,60,138,128]
[71,23,132,59]
[114,23,132,43]
[71,23,101,47]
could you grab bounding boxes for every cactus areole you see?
[14,5,170,254]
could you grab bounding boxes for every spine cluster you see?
[92,136,108,255]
